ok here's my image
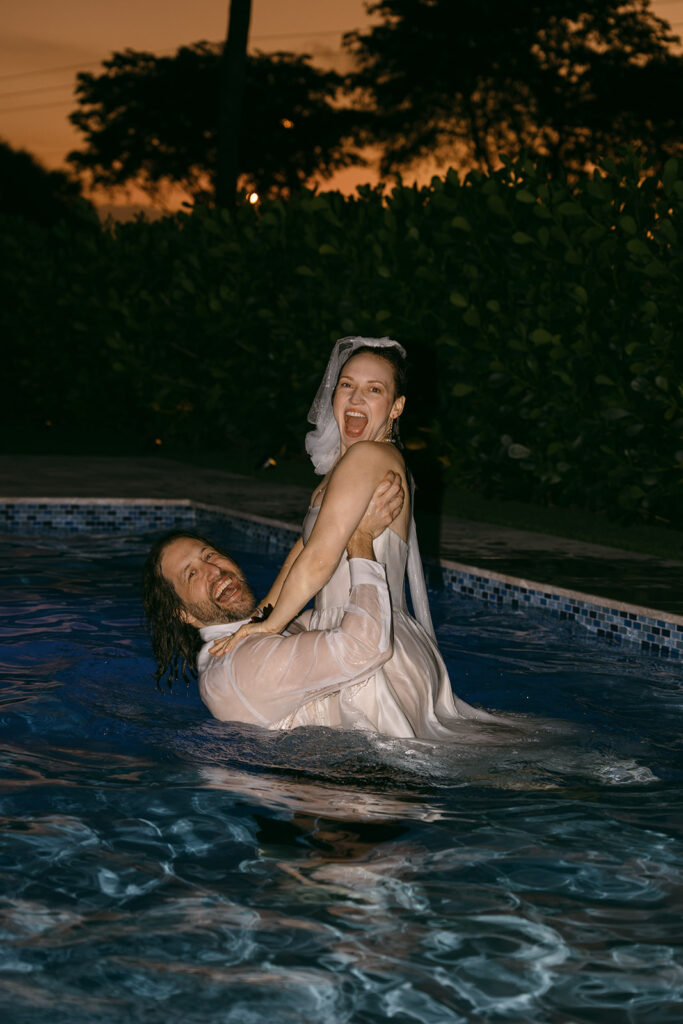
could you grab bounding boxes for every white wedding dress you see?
[284,505,506,739]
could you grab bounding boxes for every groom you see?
[142,473,403,728]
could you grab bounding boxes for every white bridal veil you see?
[305,336,436,639]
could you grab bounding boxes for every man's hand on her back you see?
[360,471,405,539]
[347,471,404,559]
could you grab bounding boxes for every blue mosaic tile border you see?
[0,498,299,546]
[440,562,682,662]
[194,504,298,552]
[1,498,681,662]
[0,499,197,534]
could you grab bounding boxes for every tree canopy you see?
[344,0,683,175]
[66,3,683,196]
[68,44,365,200]
[0,140,95,226]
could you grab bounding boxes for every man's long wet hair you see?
[141,529,216,689]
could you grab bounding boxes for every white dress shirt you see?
[197,558,393,729]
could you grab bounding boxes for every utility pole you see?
[216,0,252,207]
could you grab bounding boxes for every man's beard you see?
[184,577,257,626]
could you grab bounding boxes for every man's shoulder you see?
[198,619,249,644]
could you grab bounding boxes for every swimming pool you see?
[1,525,682,1023]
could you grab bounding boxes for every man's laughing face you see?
[160,537,256,628]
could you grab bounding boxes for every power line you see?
[0,99,75,115]
[0,29,351,85]
[0,48,348,107]
[0,50,349,112]
[0,60,104,84]
[0,42,348,112]
[0,83,76,101]
[251,28,350,40]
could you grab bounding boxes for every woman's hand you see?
[209,618,278,657]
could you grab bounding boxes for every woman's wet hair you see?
[141,530,217,689]
[342,345,408,399]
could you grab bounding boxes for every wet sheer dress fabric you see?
[281,508,506,738]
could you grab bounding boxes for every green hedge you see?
[2,153,681,522]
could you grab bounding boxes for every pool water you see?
[1,528,682,1023]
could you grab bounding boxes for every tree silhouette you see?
[68,43,365,200]
[0,140,95,226]
[345,0,683,175]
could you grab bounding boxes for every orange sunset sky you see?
[2,0,682,210]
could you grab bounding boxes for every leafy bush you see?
[2,153,681,522]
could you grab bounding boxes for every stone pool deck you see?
[2,454,682,620]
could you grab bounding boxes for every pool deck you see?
[1,454,682,618]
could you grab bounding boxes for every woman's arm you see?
[248,443,403,634]
[256,536,304,613]
[209,451,406,655]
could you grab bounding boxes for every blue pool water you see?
[1,527,682,1023]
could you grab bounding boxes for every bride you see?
[212,336,505,738]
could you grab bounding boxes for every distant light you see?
[154,438,162,446]
[247,192,259,205]
[281,118,294,129]
[45,420,53,427]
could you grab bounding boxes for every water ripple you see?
[1,531,682,1022]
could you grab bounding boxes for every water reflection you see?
[199,765,445,823]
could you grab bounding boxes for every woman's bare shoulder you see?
[338,441,405,470]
